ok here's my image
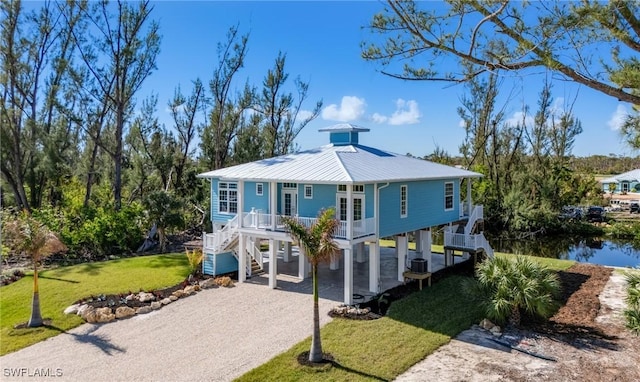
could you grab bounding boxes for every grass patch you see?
[0,254,190,355]
[235,275,484,382]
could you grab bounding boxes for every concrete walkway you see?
[0,281,335,382]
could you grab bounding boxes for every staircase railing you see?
[444,231,494,258]
[465,205,484,235]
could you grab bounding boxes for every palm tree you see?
[282,208,339,363]
[473,255,560,326]
[3,211,67,327]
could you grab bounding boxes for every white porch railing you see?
[444,231,494,258]
[238,212,376,239]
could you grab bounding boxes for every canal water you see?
[489,236,640,268]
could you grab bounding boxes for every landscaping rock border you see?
[63,276,234,324]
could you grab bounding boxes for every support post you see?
[422,228,433,273]
[298,245,306,280]
[238,233,246,282]
[369,241,380,294]
[283,241,292,262]
[344,247,353,304]
[269,239,277,289]
[415,230,422,254]
[397,234,408,282]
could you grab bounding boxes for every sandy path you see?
[394,269,640,382]
[0,282,334,382]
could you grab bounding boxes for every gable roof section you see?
[600,169,640,184]
[198,144,482,183]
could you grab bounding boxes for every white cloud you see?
[371,113,387,124]
[504,111,534,128]
[296,109,314,121]
[607,104,628,131]
[371,99,421,125]
[458,119,466,128]
[387,99,421,125]
[321,96,366,121]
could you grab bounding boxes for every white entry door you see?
[282,190,298,216]
[337,196,364,232]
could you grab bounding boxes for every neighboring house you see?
[600,169,640,194]
[197,124,493,304]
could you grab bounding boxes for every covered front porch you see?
[247,242,472,304]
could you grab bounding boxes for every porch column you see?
[355,242,365,263]
[369,241,380,294]
[344,247,353,304]
[238,181,244,228]
[415,230,422,254]
[330,250,340,270]
[283,241,292,262]
[467,177,472,214]
[269,239,277,289]
[298,245,307,280]
[346,187,353,240]
[421,228,432,273]
[397,234,408,282]
[238,232,246,282]
[270,182,277,230]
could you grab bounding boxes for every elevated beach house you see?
[197,124,493,303]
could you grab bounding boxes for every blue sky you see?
[138,1,637,158]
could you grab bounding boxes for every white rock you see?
[64,304,80,315]
[160,298,172,305]
[150,301,162,310]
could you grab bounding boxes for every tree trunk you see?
[508,305,521,327]
[309,263,323,363]
[28,265,43,327]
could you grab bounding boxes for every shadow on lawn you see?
[45,324,125,356]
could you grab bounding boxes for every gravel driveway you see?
[0,280,335,382]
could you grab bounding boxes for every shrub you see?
[469,255,561,326]
[624,270,640,335]
[185,248,203,275]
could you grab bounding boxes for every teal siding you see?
[298,184,337,216]
[603,181,640,194]
[365,184,374,218]
[244,181,270,213]
[379,179,460,237]
[203,252,238,276]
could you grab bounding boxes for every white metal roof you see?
[600,169,640,183]
[198,144,482,183]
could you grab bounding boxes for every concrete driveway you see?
[0,280,336,382]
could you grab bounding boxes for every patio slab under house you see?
[246,243,472,303]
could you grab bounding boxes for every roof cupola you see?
[319,123,369,146]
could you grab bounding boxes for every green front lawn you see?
[0,254,190,355]
[236,253,574,382]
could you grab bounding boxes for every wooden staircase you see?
[250,257,264,277]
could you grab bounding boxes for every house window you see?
[400,185,407,218]
[445,182,454,211]
[283,183,297,189]
[219,182,238,214]
[304,185,313,199]
[622,182,630,193]
[256,183,263,196]
[353,198,362,221]
[337,184,364,193]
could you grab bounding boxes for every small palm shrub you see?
[470,256,561,326]
[185,248,204,276]
[624,270,640,335]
